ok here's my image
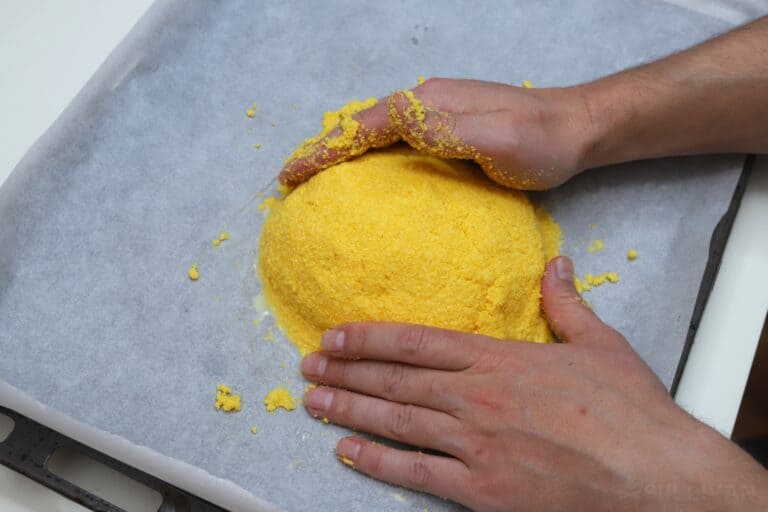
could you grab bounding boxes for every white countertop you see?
[0,1,766,511]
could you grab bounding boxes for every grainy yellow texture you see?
[260,147,561,355]
[214,384,241,412]
[264,386,296,412]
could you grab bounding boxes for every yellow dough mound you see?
[259,146,560,355]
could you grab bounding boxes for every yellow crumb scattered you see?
[575,272,620,293]
[588,239,605,253]
[258,196,279,212]
[212,231,229,247]
[417,75,426,85]
[187,265,199,281]
[250,426,258,434]
[215,384,241,412]
[246,103,258,118]
[264,328,275,343]
[522,79,533,89]
[253,143,262,149]
[271,122,277,127]
[321,416,330,424]
[252,318,262,327]
[627,248,638,260]
[305,383,317,392]
[264,386,296,412]
[339,455,355,467]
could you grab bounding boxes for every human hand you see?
[300,256,768,511]
[279,79,593,190]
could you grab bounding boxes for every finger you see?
[318,322,492,370]
[305,387,465,456]
[414,77,538,114]
[301,354,460,412]
[278,99,399,185]
[336,436,470,503]
[540,256,629,349]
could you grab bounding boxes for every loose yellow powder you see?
[627,248,638,260]
[575,271,620,293]
[215,384,241,412]
[212,231,229,247]
[258,196,279,211]
[588,239,605,253]
[260,146,561,355]
[188,265,199,281]
[264,386,296,412]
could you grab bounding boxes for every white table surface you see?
[0,1,766,511]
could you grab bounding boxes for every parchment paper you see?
[0,1,751,510]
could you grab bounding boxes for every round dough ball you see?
[259,146,560,355]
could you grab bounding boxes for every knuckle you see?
[397,326,429,357]
[382,364,408,396]
[407,455,433,488]
[388,404,415,438]
[341,323,367,357]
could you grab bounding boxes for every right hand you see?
[279,78,595,190]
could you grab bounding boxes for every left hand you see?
[300,256,768,511]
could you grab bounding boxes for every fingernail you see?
[300,353,328,378]
[321,329,345,351]
[306,388,333,412]
[337,437,361,464]
[555,257,575,281]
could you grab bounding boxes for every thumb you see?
[541,256,627,349]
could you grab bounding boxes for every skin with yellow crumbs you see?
[259,146,560,356]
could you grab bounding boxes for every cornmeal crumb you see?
[522,80,533,89]
[588,239,605,253]
[250,426,258,434]
[187,265,199,281]
[417,75,426,85]
[212,239,220,247]
[322,416,330,424]
[254,143,262,149]
[264,386,296,412]
[246,103,257,118]
[627,248,638,260]
[219,231,229,241]
[215,384,241,412]
[264,328,275,343]
[339,455,355,467]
